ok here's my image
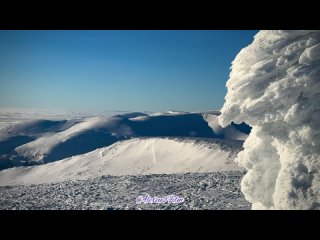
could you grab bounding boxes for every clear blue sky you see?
[0,30,258,112]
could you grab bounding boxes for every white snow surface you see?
[0,137,243,186]
[0,110,249,169]
[14,116,131,163]
[219,30,320,209]
[0,109,248,209]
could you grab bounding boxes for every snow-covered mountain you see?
[0,137,244,186]
[0,110,250,170]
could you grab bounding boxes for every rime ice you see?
[219,30,320,209]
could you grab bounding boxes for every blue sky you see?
[0,30,258,112]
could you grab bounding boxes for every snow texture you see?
[219,30,320,209]
[0,172,250,210]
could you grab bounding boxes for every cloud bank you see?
[219,30,320,209]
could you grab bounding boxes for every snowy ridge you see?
[0,111,249,170]
[0,137,243,186]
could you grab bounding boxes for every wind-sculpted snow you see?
[0,172,250,210]
[219,30,320,209]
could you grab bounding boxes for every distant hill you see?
[0,111,250,170]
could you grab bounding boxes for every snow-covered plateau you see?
[0,110,250,209]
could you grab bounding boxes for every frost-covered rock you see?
[219,30,320,210]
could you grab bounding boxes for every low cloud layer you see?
[219,30,320,209]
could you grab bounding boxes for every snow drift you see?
[0,137,243,185]
[219,30,320,209]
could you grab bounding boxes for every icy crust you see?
[0,172,250,210]
[219,30,320,209]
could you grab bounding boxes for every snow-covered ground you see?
[0,172,250,210]
[0,109,250,210]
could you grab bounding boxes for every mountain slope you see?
[0,137,244,186]
[0,111,250,169]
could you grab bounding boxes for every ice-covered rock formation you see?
[219,30,320,209]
